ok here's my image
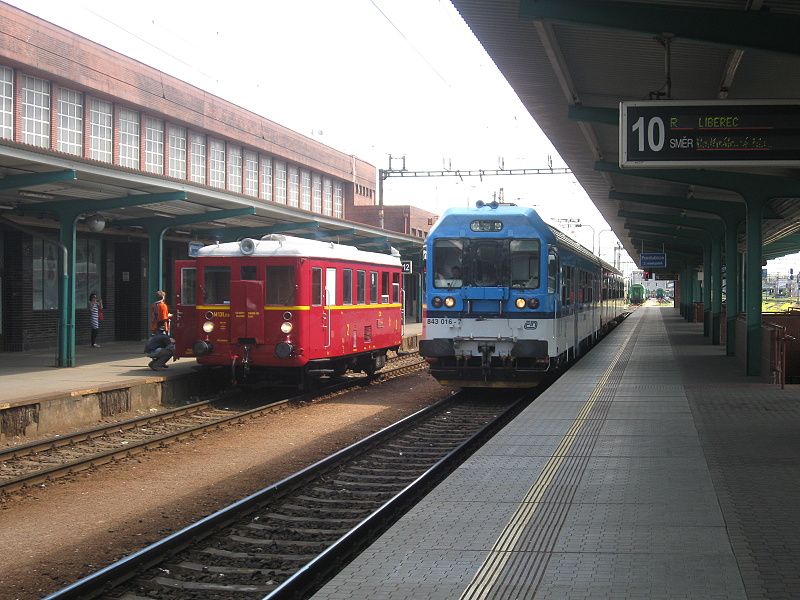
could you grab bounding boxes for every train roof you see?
[429,203,621,275]
[196,234,402,267]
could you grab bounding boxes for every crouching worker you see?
[144,322,176,370]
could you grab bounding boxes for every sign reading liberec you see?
[640,252,667,269]
[620,100,800,168]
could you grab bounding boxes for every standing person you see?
[89,292,103,347]
[150,290,172,334]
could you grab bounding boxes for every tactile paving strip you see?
[459,319,643,600]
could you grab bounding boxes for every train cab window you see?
[370,271,378,303]
[433,239,463,289]
[240,265,257,280]
[311,267,323,306]
[547,249,558,293]
[357,270,365,304]
[510,240,540,289]
[342,269,352,305]
[203,266,230,305]
[180,267,196,306]
[470,240,503,286]
[266,266,295,305]
[381,272,390,303]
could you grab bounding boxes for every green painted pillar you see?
[147,227,167,306]
[57,213,78,367]
[680,267,687,319]
[711,234,722,345]
[684,266,693,321]
[724,220,739,356]
[702,242,711,336]
[745,200,763,376]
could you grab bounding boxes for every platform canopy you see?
[0,145,421,255]
[451,0,800,271]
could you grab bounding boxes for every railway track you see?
[46,390,530,600]
[0,352,426,496]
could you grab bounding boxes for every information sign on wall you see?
[620,100,800,168]
[401,260,413,274]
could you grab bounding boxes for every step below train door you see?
[174,260,197,357]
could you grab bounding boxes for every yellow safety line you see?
[195,304,402,312]
[459,325,637,600]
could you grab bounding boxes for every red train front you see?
[173,234,404,387]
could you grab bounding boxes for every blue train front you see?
[420,201,626,387]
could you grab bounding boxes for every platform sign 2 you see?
[640,252,666,269]
[620,100,800,168]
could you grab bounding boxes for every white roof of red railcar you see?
[196,234,402,267]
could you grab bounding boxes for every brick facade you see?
[347,204,438,238]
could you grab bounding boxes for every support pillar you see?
[57,213,78,367]
[724,221,739,356]
[702,241,711,337]
[745,200,764,376]
[711,233,722,345]
[146,227,167,305]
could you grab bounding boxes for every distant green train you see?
[656,288,665,300]
[628,283,646,305]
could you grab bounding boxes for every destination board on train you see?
[620,100,800,168]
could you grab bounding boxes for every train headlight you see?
[432,296,443,308]
[515,298,526,309]
[280,321,293,334]
[202,321,215,333]
[444,296,456,308]
[528,298,540,309]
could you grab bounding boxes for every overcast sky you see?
[7,0,797,275]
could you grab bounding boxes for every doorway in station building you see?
[114,241,144,340]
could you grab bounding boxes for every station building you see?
[0,2,423,359]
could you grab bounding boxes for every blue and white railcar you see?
[420,202,626,387]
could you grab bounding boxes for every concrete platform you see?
[0,323,423,441]
[314,308,800,600]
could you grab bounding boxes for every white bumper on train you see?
[423,316,557,358]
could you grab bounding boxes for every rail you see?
[44,389,530,600]
[0,353,426,495]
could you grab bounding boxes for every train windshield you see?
[433,239,463,289]
[510,239,540,289]
[469,240,504,286]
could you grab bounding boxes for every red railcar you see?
[173,235,404,386]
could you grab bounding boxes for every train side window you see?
[369,271,378,303]
[203,266,230,305]
[381,272,390,303]
[392,272,400,303]
[547,249,558,293]
[311,267,323,306]
[240,265,257,280]
[266,266,295,305]
[357,270,365,304]
[342,269,352,305]
[510,239,540,289]
[180,267,196,306]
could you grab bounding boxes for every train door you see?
[230,264,264,345]
[173,260,197,357]
[309,267,326,351]
[324,268,336,350]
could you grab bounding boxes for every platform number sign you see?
[401,260,413,274]
[620,100,800,168]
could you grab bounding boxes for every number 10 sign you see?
[619,100,800,168]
